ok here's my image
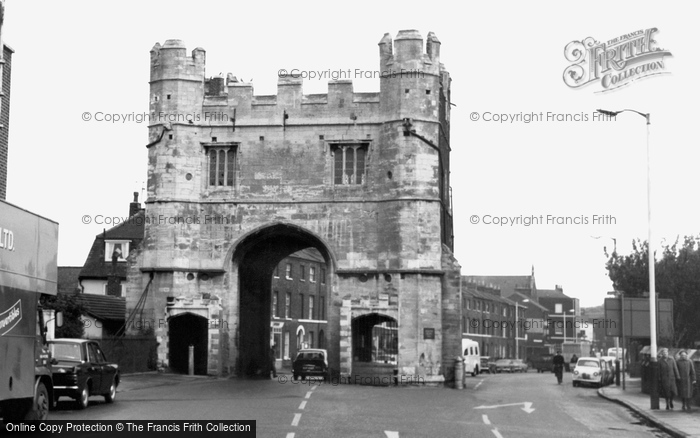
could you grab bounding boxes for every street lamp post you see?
[597,108,657,409]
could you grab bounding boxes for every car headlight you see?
[574,370,579,375]
[593,372,599,376]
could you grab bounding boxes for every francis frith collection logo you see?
[563,28,672,92]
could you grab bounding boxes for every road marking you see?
[299,401,307,410]
[475,379,484,389]
[491,428,504,438]
[474,402,535,413]
[286,434,295,438]
[311,384,318,391]
[482,414,490,425]
[291,413,302,426]
[384,432,399,438]
[305,391,312,399]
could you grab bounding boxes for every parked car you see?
[292,349,329,381]
[529,354,554,373]
[493,359,514,373]
[572,357,605,387]
[48,339,120,409]
[479,356,491,374]
[600,356,617,385]
[510,359,528,373]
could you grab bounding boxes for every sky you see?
[3,1,698,307]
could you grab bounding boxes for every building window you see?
[102,283,124,297]
[105,241,129,262]
[321,268,326,284]
[300,294,304,319]
[309,331,314,348]
[466,299,471,310]
[331,143,368,185]
[285,264,293,280]
[273,265,279,278]
[309,296,315,320]
[272,291,278,317]
[309,267,316,283]
[272,326,282,359]
[320,296,325,320]
[319,330,325,349]
[555,303,563,314]
[300,265,306,281]
[284,332,290,359]
[285,293,291,318]
[206,145,236,187]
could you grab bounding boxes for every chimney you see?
[129,192,140,217]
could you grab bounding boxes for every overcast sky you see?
[3,1,698,307]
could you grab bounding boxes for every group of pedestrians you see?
[658,348,696,411]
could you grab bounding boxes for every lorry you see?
[562,341,592,371]
[0,199,59,422]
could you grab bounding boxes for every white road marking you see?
[491,428,504,438]
[311,385,318,391]
[286,434,295,438]
[305,391,312,399]
[384,432,400,438]
[291,413,302,426]
[475,379,484,389]
[299,401,307,410]
[474,402,535,413]
[482,414,490,425]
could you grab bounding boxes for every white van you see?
[462,339,481,376]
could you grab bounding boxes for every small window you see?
[285,264,293,280]
[321,268,326,284]
[273,265,279,278]
[331,143,368,186]
[555,303,563,314]
[206,145,237,187]
[300,265,306,281]
[309,296,315,320]
[320,296,325,320]
[285,293,291,318]
[300,294,304,319]
[105,241,129,262]
[309,267,316,283]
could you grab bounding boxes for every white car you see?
[572,357,605,387]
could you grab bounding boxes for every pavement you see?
[117,371,219,392]
[599,377,700,438]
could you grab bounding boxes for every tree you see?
[41,294,85,338]
[606,236,700,348]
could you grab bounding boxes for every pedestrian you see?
[270,345,278,378]
[676,350,696,411]
[570,354,578,372]
[658,348,680,410]
[552,350,565,384]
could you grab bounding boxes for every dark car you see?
[292,349,329,381]
[48,339,120,409]
[479,356,491,374]
[530,354,554,373]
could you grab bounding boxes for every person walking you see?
[270,345,278,378]
[676,350,696,411]
[570,354,578,372]
[658,348,680,410]
[552,350,565,384]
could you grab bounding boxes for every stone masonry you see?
[127,30,460,385]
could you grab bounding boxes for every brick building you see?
[127,30,460,384]
[0,0,13,200]
[270,248,328,371]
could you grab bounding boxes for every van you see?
[461,339,481,376]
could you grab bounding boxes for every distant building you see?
[0,4,14,200]
[270,248,328,369]
[537,285,580,345]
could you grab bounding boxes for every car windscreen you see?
[296,352,324,361]
[577,360,600,368]
[50,343,82,361]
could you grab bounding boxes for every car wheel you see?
[24,382,50,420]
[573,381,578,387]
[472,366,478,377]
[104,379,117,403]
[300,374,306,381]
[76,384,89,410]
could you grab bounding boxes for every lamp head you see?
[596,109,620,117]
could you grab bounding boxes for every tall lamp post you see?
[596,108,657,409]
[515,299,529,359]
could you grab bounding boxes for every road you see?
[46,371,671,438]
